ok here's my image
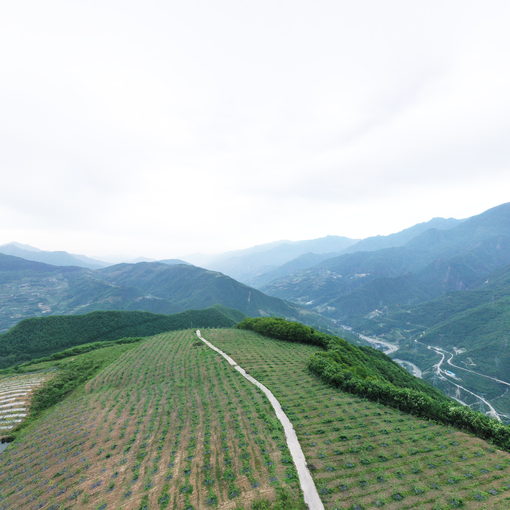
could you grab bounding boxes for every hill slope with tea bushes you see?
[0,330,305,510]
[238,318,510,452]
[1,322,510,509]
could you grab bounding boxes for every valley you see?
[353,329,510,423]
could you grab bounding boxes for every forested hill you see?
[0,254,304,331]
[0,307,244,368]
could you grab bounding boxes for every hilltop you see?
[0,306,243,369]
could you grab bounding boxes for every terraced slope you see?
[206,329,510,509]
[0,331,304,510]
[0,373,50,434]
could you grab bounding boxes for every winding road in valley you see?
[196,330,324,510]
[356,332,507,422]
[417,341,505,422]
[443,351,510,388]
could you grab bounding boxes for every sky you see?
[1,1,509,260]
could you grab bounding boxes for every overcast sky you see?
[1,1,509,260]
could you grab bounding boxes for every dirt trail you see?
[196,330,324,510]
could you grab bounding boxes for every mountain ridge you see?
[0,254,309,332]
[0,242,108,269]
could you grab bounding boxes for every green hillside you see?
[358,264,510,382]
[96,261,301,318]
[238,318,510,451]
[0,307,243,369]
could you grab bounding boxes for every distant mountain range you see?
[262,203,510,322]
[187,235,358,285]
[0,254,310,332]
[0,242,108,269]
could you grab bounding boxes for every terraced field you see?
[0,373,50,434]
[206,329,510,509]
[0,330,304,510]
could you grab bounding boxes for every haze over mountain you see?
[263,203,510,321]
[0,242,108,269]
[248,217,462,288]
[186,236,358,284]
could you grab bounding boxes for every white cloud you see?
[0,0,509,258]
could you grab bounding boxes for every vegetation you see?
[238,317,510,452]
[0,307,242,369]
[0,330,306,509]
[355,264,510,416]
[27,342,139,422]
[238,317,447,397]
[208,328,510,509]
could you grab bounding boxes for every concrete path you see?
[196,330,324,510]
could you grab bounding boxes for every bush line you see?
[237,317,510,452]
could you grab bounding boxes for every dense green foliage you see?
[238,317,510,452]
[0,307,240,368]
[309,353,510,451]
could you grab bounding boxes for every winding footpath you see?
[195,330,324,510]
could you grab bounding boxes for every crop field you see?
[0,373,50,434]
[0,330,304,510]
[205,329,510,510]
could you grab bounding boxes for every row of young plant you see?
[187,328,510,508]
[0,331,305,509]
[9,341,139,439]
[237,317,510,452]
